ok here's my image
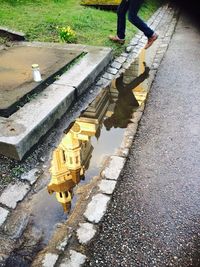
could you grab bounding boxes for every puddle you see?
[4,50,150,267]
[0,45,82,116]
[27,49,149,243]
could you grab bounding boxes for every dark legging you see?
[117,0,154,39]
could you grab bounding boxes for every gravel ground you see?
[84,14,200,267]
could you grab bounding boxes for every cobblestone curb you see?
[0,4,179,267]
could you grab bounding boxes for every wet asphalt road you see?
[84,14,200,267]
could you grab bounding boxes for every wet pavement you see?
[84,14,200,267]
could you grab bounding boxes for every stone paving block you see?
[115,56,126,64]
[126,46,133,53]
[5,212,29,239]
[121,52,129,57]
[77,222,96,244]
[42,253,59,267]
[110,61,122,70]
[96,77,111,87]
[0,182,30,209]
[123,62,131,69]
[98,179,117,195]
[0,207,9,226]
[20,168,40,185]
[101,156,126,180]
[130,39,139,46]
[59,250,86,267]
[107,67,118,75]
[84,193,110,223]
[102,72,114,80]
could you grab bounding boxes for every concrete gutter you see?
[0,42,112,160]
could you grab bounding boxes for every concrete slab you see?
[54,46,112,96]
[0,84,75,159]
[0,45,81,115]
[0,42,112,160]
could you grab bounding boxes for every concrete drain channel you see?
[2,49,150,267]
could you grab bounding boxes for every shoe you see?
[144,33,158,49]
[109,35,125,44]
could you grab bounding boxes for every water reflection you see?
[48,49,149,212]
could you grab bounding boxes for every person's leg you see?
[109,0,129,43]
[128,0,154,38]
[117,0,129,39]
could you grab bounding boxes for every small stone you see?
[98,180,117,195]
[77,222,96,244]
[60,250,86,267]
[84,193,110,223]
[0,207,9,226]
[56,235,70,251]
[39,156,45,162]
[42,253,59,267]
[152,63,159,70]
[0,182,30,209]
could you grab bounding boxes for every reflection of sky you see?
[84,124,125,180]
[30,188,67,244]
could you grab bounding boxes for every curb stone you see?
[84,193,111,223]
[101,156,126,181]
[2,4,178,266]
[98,179,117,195]
[42,253,59,267]
[0,182,30,209]
[59,250,87,267]
[76,222,96,245]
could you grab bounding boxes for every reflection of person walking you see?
[109,0,158,49]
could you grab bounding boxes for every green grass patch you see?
[0,0,162,55]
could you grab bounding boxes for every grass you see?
[0,0,162,55]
